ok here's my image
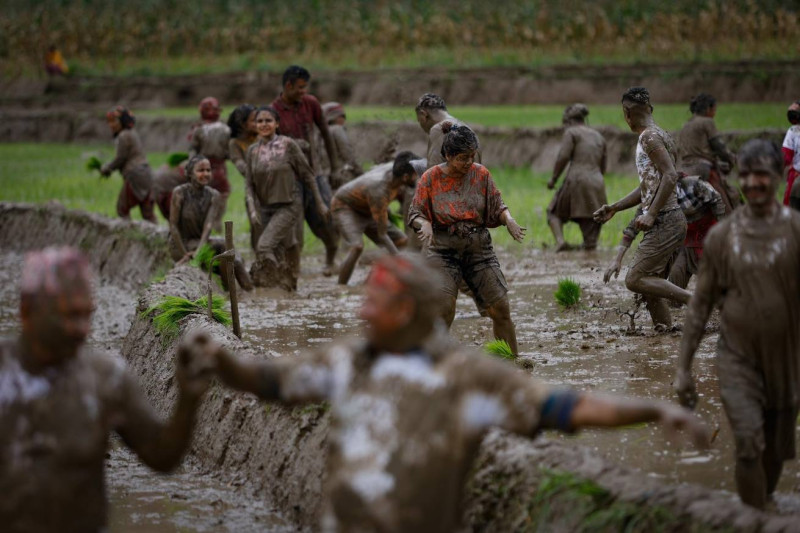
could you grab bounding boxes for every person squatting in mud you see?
[547,103,608,252]
[604,174,726,297]
[675,139,800,510]
[677,93,740,213]
[183,253,709,533]
[100,105,156,223]
[271,65,340,277]
[594,87,691,331]
[331,152,426,285]
[321,101,363,190]
[189,97,231,231]
[169,155,252,291]
[0,247,211,532]
[408,122,525,356]
[782,100,800,207]
[245,105,328,290]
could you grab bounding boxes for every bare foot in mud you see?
[555,242,574,253]
[323,264,334,277]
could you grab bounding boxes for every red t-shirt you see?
[271,94,326,142]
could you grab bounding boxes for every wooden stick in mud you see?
[225,221,241,339]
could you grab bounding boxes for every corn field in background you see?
[2,0,798,77]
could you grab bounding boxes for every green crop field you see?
[138,103,789,132]
[0,142,676,252]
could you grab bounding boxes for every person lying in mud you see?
[547,103,608,252]
[408,123,525,356]
[332,152,426,285]
[100,105,156,223]
[782,100,800,207]
[245,105,328,290]
[677,93,739,213]
[152,158,188,220]
[169,155,252,291]
[322,101,363,190]
[189,96,231,231]
[0,247,211,532]
[604,174,726,301]
[272,65,340,277]
[675,139,800,510]
[186,252,709,533]
[594,87,691,331]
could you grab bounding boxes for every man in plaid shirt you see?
[604,175,726,321]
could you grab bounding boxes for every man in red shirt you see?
[272,65,341,276]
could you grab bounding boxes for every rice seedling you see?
[554,277,581,308]
[484,338,515,360]
[167,152,189,167]
[142,294,231,340]
[190,243,219,271]
[85,156,102,172]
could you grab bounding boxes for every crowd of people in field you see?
[2,63,800,532]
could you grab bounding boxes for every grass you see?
[138,103,790,132]
[0,142,788,252]
[484,339,515,360]
[554,278,582,308]
[142,294,231,340]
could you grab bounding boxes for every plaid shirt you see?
[622,176,724,245]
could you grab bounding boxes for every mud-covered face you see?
[23,285,93,365]
[416,109,435,133]
[739,159,779,208]
[256,111,278,139]
[360,283,413,348]
[445,150,476,176]
[191,159,212,187]
[706,105,717,118]
[245,110,258,135]
[622,105,634,131]
[284,79,308,103]
[107,116,122,134]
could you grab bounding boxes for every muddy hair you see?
[392,151,422,178]
[227,103,256,138]
[788,101,800,124]
[185,154,209,182]
[737,139,783,177]
[621,87,651,108]
[563,103,589,124]
[440,122,479,159]
[415,92,447,112]
[689,93,716,115]
[282,65,310,87]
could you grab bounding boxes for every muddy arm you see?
[549,131,574,187]
[188,128,202,158]
[709,136,734,167]
[169,188,188,260]
[370,194,398,254]
[215,346,272,398]
[115,345,209,472]
[101,132,131,175]
[291,141,328,218]
[595,186,640,223]
[196,191,220,251]
[243,150,261,225]
[316,117,341,172]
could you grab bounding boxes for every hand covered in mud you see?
[603,260,622,284]
[505,216,526,243]
[316,201,330,221]
[673,368,699,410]
[657,402,709,450]
[593,204,616,223]
[417,220,434,247]
[177,251,194,266]
[176,331,217,398]
[634,212,656,231]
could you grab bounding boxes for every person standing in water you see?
[675,139,800,509]
[547,103,608,252]
[594,87,690,331]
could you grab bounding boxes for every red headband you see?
[367,257,415,294]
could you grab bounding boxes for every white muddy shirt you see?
[782,125,800,172]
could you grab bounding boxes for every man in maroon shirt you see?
[272,65,341,276]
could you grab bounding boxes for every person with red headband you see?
[0,247,211,531]
[100,105,156,223]
[185,252,708,532]
[190,96,231,231]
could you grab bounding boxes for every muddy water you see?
[0,251,286,532]
[237,247,800,512]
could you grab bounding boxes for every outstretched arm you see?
[115,339,211,472]
[594,186,641,223]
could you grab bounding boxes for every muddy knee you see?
[624,268,644,293]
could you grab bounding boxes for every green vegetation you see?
[190,243,219,271]
[4,1,796,77]
[142,294,231,340]
[554,278,582,308]
[484,339,515,360]
[85,156,102,172]
[167,152,189,167]
[139,103,789,131]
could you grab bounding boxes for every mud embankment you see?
[0,109,784,174]
[2,61,798,108]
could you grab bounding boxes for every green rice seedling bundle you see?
[142,294,231,340]
[167,152,189,167]
[190,243,218,271]
[554,277,581,308]
[484,338,515,360]
[86,156,102,172]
